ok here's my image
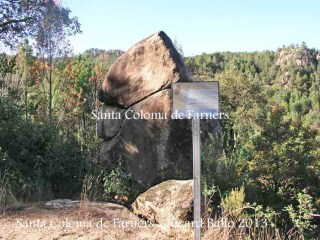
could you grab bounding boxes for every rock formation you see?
[276,47,318,69]
[97,31,220,189]
[131,180,193,225]
[99,31,191,108]
[276,47,319,88]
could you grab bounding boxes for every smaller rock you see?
[45,199,79,209]
[131,180,193,226]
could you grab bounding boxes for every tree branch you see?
[0,17,34,30]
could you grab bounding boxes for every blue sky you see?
[66,0,320,56]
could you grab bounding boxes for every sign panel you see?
[172,81,219,119]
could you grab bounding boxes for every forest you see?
[0,1,320,239]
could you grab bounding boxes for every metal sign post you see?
[172,81,219,240]
[192,118,201,240]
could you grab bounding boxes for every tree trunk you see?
[49,55,53,124]
[25,81,28,119]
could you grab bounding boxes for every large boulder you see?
[99,31,191,108]
[97,31,221,190]
[99,90,193,187]
[131,180,193,225]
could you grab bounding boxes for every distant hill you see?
[84,48,124,58]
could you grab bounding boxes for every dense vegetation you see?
[186,45,320,204]
[0,0,119,207]
[0,46,124,204]
[0,0,319,238]
[185,45,320,238]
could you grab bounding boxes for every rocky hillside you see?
[276,44,318,69]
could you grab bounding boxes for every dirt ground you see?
[0,202,193,240]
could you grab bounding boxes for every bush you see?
[102,160,134,205]
[220,186,245,217]
[0,147,20,210]
[80,161,137,206]
[0,101,88,207]
[285,190,317,238]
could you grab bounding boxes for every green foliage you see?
[246,105,319,205]
[201,132,240,195]
[81,161,136,204]
[0,53,16,95]
[0,147,19,210]
[191,44,320,237]
[81,166,105,202]
[0,53,16,78]
[0,0,80,48]
[80,161,137,207]
[285,190,316,236]
[202,180,218,198]
[0,0,44,47]
[102,161,133,205]
[220,187,245,215]
[0,94,88,205]
[0,126,88,201]
[253,204,279,229]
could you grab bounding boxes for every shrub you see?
[81,160,137,206]
[285,190,317,238]
[0,147,20,211]
[0,103,88,206]
[220,186,245,218]
[102,160,133,205]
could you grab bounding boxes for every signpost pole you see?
[192,118,201,240]
[172,81,219,240]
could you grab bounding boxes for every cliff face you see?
[276,46,318,69]
[275,46,319,88]
[97,31,220,189]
